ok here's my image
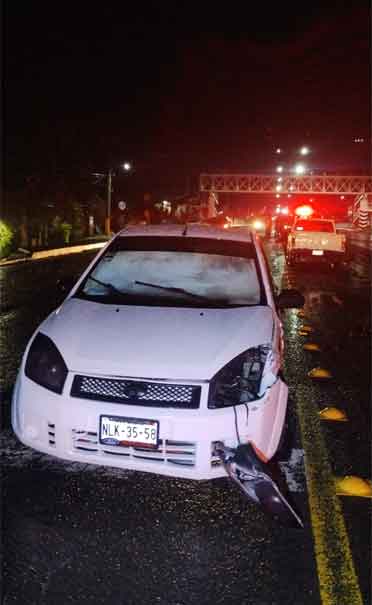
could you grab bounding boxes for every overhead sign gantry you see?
[199,173,372,195]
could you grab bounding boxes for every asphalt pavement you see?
[0,241,370,605]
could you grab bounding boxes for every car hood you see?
[40,298,274,380]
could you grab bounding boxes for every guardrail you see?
[342,228,371,278]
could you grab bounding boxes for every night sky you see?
[4,1,371,199]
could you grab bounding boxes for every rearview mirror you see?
[276,289,305,309]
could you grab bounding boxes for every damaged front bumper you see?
[214,441,303,528]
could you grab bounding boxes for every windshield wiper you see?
[87,276,128,298]
[134,280,213,303]
[85,277,251,308]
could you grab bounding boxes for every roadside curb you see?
[0,241,109,267]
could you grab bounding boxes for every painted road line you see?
[296,385,363,605]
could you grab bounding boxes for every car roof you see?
[116,223,254,243]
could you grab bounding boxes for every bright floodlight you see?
[123,162,132,171]
[276,165,283,173]
[252,219,265,230]
[294,163,306,175]
[300,146,310,155]
[295,204,314,218]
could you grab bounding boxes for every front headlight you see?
[208,344,275,409]
[25,333,68,394]
[252,219,265,230]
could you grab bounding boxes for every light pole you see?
[93,163,132,236]
[105,168,114,235]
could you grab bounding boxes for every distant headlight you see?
[208,344,274,409]
[25,333,68,394]
[252,219,265,230]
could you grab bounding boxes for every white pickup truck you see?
[286,218,346,267]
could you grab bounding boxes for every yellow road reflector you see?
[335,476,372,498]
[308,367,332,379]
[303,343,321,352]
[319,407,348,422]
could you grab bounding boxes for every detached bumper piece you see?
[214,442,303,528]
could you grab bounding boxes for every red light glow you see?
[295,205,314,218]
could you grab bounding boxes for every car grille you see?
[71,429,196,467]
[70,375,201,408]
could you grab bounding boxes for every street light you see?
[294,163,306,175]
[299,146,310,156]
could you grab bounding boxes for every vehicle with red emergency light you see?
[286,218,346,267]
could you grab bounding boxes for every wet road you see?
[1,243,370,605]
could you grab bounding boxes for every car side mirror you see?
[276,288,305,309]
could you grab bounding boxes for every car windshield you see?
[76,236,265,308]
[295,220,334,232]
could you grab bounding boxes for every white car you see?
[12,225,303,521]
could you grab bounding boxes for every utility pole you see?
[105,169,113,235]
[93,163,131,236]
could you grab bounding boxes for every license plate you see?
[312,250,324,256]
[99,415,159,448]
